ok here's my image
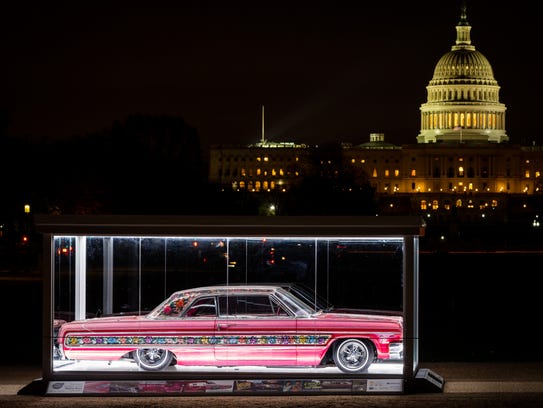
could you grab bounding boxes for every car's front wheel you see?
[333,339,374,373]
[134,348,174,371]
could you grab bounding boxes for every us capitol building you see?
[208,5,542,229]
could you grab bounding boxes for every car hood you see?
[329,307,402,317]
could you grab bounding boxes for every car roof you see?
[180,285,283,296]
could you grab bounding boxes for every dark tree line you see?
[2,114,207,215]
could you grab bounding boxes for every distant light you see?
[24,204,30,213]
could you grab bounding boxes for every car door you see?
[214,293,298,366]
[170,295,218,365]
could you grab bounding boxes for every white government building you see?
[208,4,542,224]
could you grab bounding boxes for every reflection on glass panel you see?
[324,239,403,312]
[86,238,104,317]
[53,237,77,322]
[227,239,315,287]
[112,238,141,314]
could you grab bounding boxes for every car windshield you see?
[280,284,334,312]
[273,287,315,316]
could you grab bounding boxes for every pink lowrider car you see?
[57,285,403,373]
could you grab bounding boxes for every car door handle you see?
[217,323,230,330]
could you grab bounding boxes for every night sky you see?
[2,0,541,148]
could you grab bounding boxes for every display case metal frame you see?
[23,215,442,396]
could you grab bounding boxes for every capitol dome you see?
[417,4,508,144]
[431,49,496,85]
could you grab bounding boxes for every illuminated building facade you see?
[208,141,312,193]
[208,5,543,224]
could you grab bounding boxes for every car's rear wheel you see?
[134,348,173,371]
[333,339,374,373]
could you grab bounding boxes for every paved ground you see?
[0,362,542,407]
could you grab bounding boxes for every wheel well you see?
[170,353,177,366]
[321,338,377,365]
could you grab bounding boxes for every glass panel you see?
[53,236,405,376]
[53,237,77,322]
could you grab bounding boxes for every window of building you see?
[420,200,427,210]
[411,169,416,177]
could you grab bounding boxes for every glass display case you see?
[26,215,441,395]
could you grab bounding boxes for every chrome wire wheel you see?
[333,339,373,373]
[134,348,173,371]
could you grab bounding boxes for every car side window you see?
[185,297,217,317]
[218,294,287,317]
